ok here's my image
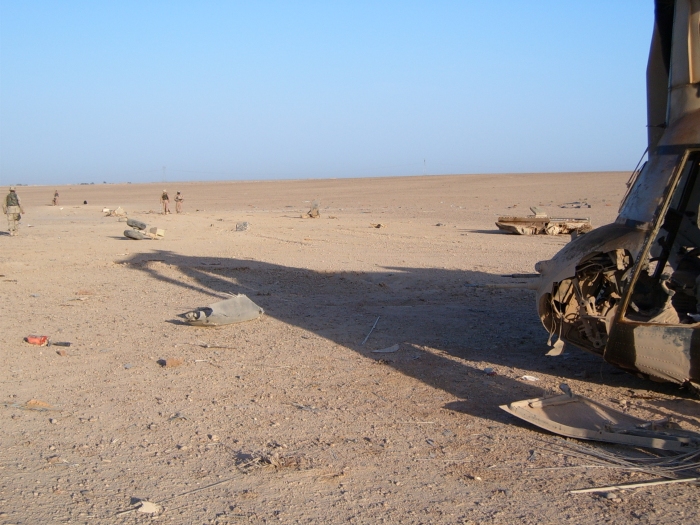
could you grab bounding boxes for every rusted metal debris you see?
[496,207,592,236]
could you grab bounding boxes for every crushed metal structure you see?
[496,207,592,235]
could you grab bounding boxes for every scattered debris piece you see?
[484,367,497,376]
[500,389,700,451]
[560,201,592,209]
[137,501,162,514]
[521,375,540,381]
[236,221,250,231]
[496,207,592,235]
[545,339,566,356]
[24,399,56,411]
[24,335,49,346]
[237,452,307,471]
[104,206,126,217]
[184,294,264,326]
[570,477,700,494]
[56,349,68,357]
[370,223,384,228]
[123,363,133,369]
[559,383,573,397]
[148,227,165,238]
[24,335,71,347]
[360,316,380,346]
[303,201,320,218]
[372,344,400,354]
[158,358,184,368]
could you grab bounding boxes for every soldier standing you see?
[161,190,170,214]
[53,190,59,206]
[175,191,183,213]
[3,187,25,236]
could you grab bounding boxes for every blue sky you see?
[0,1,653,185]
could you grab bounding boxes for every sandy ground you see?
[1,172,699,524]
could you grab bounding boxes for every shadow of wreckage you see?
[122,249,695,426]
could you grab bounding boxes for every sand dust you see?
[1,172,699,523]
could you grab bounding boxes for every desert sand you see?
[1,172,699,524]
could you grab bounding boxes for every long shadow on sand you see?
[123,250,690,424]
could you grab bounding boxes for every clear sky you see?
[0,1,653,185]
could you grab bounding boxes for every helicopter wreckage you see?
[535,0,700,390]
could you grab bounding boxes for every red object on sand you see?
[25,335,49,346]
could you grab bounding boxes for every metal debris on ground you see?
[545,339,566,356]
[501,388,700,451]
[560,201,592,209]
[496,207,592,235]
[137,501,162,514]
[372,344,400,353]
[184,294,264,326]
[104,206,126,217]
[235,221,250,231]
[360,316,380,345]
[537,438,700,492]
[303,200,320,218]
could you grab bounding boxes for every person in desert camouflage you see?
[3,187,25,236]
[175,191,183,213]
[52,190,59,206]
[161,190,170,214]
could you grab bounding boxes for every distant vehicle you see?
[535,0,700,390]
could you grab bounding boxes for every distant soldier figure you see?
[3,186,25,236]
[52,190,59,206]
[175,191,183,213]
[161,190,170,214]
